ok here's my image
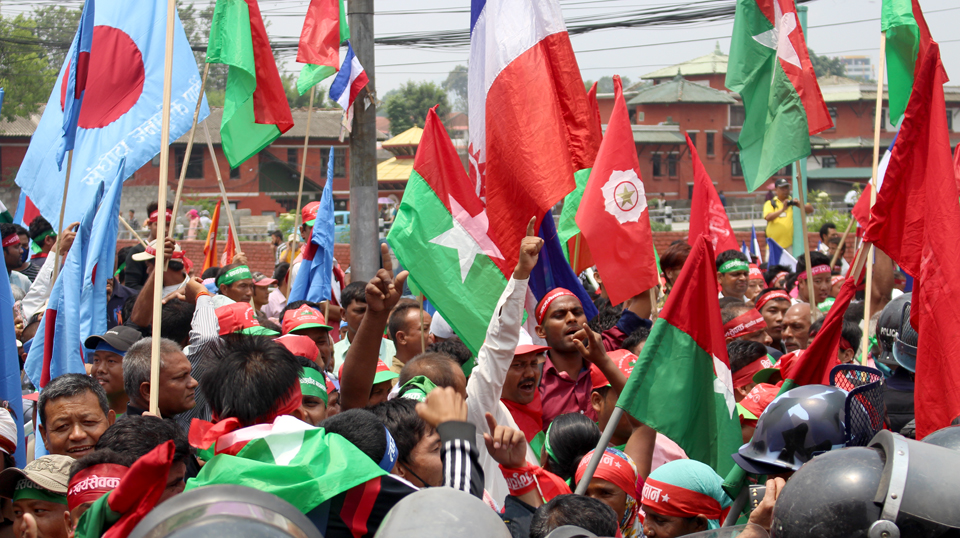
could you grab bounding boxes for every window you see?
[321,147,347,177]
[706,132,715,156]
[731,154,743,177]
[729,105,745,128]
[667,153,678,177]
[827,107,838,129]
[687,132,697,147]
[174,146,203,179]
[821,156,838,168]
[880,107,889,131]
[777,165,792,176]
[947,109,955,132]
[287,148,298,166]
[652,154,663,177]
[230,165,240,178]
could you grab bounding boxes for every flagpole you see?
[576,406,625,495]
[419,294,426,352]
[119,215,149,248]
[572,234,581,275]
[168,63,210,238]
[861,31,887,364]
[795,161,816,319]
[149,0,178,415]
[202,120,242,253]
[51,150,73,285]
[291,86,317,268]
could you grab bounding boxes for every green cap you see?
[398,375,438,402]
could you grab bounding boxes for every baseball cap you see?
[774,178,790,188]
[84,326,143,353]
[131,240,184,262]
[216,303,279,336]
[0,455,74,499]
[282,304,333,335]
[301,202,321,227]
[737,382,780,421]
[338,360,399,385]
[276,334,320,361]
[430,311,454,340]
[515,328,550,356]
[252,272,277,287]
[590,349,638,390]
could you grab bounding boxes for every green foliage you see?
[808,50,846,78]
[806,190,852,233]
[384,80,450,134]
[177,1,228,92]
[281,74,332,109]
[31,6,80,71]
[0,14,58,121]
[650,221,673,232]
[442,65,468,114]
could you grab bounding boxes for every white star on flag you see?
[429,195,504,283]
[752,0,801,69]
[712,354,736,418]
[662,494,670,503]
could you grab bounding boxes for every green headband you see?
[114,262,126,277]
[544,421,558,465]
[398,376,438,403]
[299,369,328,405]
[718,260,750,274]
[29,230,56,255]
[217,265,252,287]
[13,480,66,505]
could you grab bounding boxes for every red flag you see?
[686,133,739,254]
[102,440,175,538]
[864,43,960,437]
[953,141,960,192]
[851,183,872,229]
[576,76,659,305]
[297,0,340,67]
[565,82,600,275]
[221,226,236,266]
[201,201,221,273]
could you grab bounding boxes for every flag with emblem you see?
[576,76,658,306]
[617,234,742,476]
[687,133,739,254]
[725,0,832,191]
[387,106,510,355]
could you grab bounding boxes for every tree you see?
[808,50,846,78]
[384,81,449,134]
[31,5,80,72]
[282,74,332,109]
[442,65,468,114]
[0,14,57,121]
[177,1,229,93]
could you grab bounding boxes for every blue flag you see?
[0,88,4,115]
[750,224,762,263]
[741,240,750,259]
[58,0,95,169]
[288,149,335,304]
[15,0,208,229]
[766,237,797,272]
[529,210,599,321]
[0,269,26,467]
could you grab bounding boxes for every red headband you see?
[732,356,774,389]
[797,265,831,281]
[575,449,638,499]
[641,478,727,521]
[839,338,853,351]
[191,384,303,455]
[723,309,767,339]
[67,464,128,511]
[755,290,790,311]
[143,245,184,260]
[1,234,19,248]
[536,288,577,325]
[774,271,788,285]
[748,265,764,281]
[831,276,845,286]
[148,209,173,223]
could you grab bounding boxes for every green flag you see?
[883,0,932,126]
[207,0,294,168]
[387,108,511,355]
[617,235,741,476]
[725,0,833,192]
[557,167,593,272]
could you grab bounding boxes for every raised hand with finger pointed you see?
[514,217,544,280]
[365,243,408,314]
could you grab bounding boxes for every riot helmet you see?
[922,425,960,452]
[875,293,911,368]
[373,487,511,538]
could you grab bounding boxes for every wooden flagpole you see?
[419,295,426,352]
[202,120,241,253]
[149,0,178,415]
[795,161,816,320]
[829,217,855,271]
[861,32,887,363]
[168,63,210,237]
[51,150,73,285]
[119,215,149,248]
[291,86,318,265]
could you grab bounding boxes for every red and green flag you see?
[387,107,511,355]
[616,234,742,476]
[725,0,833,191]
[207,0,294,168]
[296,0,349,95]
[883,0,934,127]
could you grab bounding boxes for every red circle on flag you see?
[60,26,145,129]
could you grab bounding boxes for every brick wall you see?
[652,230,856,265]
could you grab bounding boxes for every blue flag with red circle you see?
[15,0,208,230]
[58,0,95,169]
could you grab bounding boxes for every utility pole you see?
[348,0,379,281]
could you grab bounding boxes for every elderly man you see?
[122,338,198,420]
[38,375,116,459]
[781,303,820,353]
[0,455,73,538]
[85,326,143,417]
[212,263,255,308]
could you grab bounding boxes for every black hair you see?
[795,251,832,274]
[368,398,428,466]
[727,339,768,372]
[763,264,792,287]
[296,355,320,372]
[426,336,473,367]
[621,327,650,352]
[279,300,324,324]
[718,296,746,311]
[588,298,622,334]
[0,223,18,242]
[388,302,421,341]
[270,230,283,240]
[544,413,601,481]
[39,373,109,426]
[69,449,137,481]
[146,201,173,214]
[716,249,749,270]
[341,281,367,308]
[159,299,195,345]
[819,222,837,241]
[201,336,301,427]
[529,494,619,538]
[841,320,863,353]
[398,352,462,389]
[721,301,751,325]
[95,415,193,464]
[843,301,865,324]
[320,409,387,464]
[273,262,290,283]
[27,216,53,242]
[659,241,692,273]
[121,296,137,328]
[116,246,132,282]
[201,267,220,280]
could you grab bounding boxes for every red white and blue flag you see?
[329,42,368,134]
[58,0,95,169]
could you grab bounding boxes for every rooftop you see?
[642,42,728,80]
[627,76,737,105]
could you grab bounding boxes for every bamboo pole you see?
[829,217,855,271]
[149,0,178,415]
[202,120,241,253]
[419,295,426,352]
[51,150,73,285]
[119,215,149,248]
[168,63,210,238]
[861,32,887,364]
[292,86,317,263]
[795,162,816,320]
[571,234,582,275]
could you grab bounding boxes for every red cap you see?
[216,303,279,336]
[591,349,638,390]
[276,334,320,360]
[282,304,333,335]
[302,202,321,226]
[515,328,550,356]
[739,383,780,419]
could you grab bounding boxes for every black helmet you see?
[922,425,960,452]
[373,487,511,538]
[128,485,322,538]
[875,293,911,368]
[771,430,960,538]
[893,300,918,372]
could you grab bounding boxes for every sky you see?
[6,0,960,99]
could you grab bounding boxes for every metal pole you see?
[574,406,624,495]
[348,0,380,281]
[52,150,73,285]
